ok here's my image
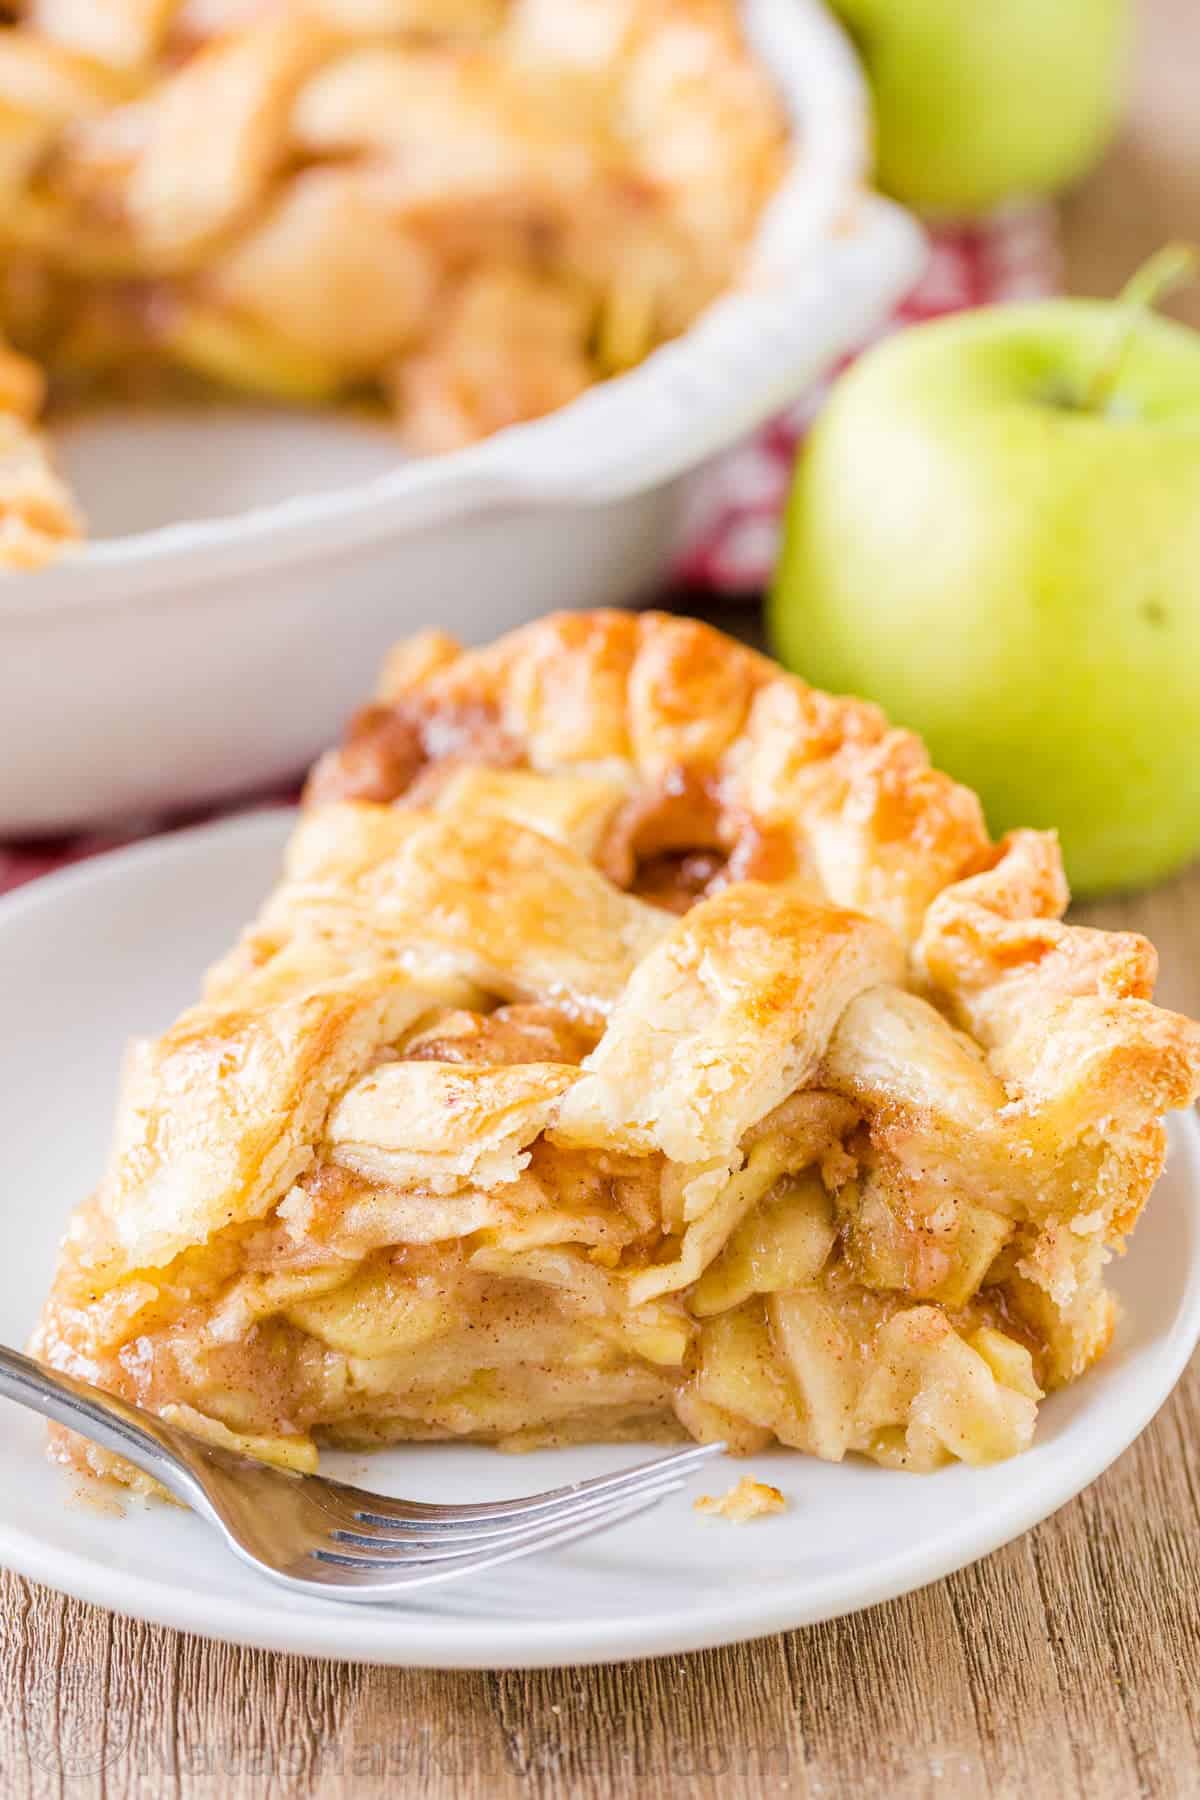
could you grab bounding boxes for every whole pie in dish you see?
[34,611,1200,1483]
[0,0,787,564]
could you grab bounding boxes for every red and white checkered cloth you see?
[0,207,1059,900]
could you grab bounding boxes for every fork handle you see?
[0,1343,201,1507]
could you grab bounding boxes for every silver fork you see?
[0,1345,724,1602]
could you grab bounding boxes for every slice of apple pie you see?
[35,611,1200,1483]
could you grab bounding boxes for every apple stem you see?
[1083,243,1199,413]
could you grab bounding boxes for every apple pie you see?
[34,610,1200,1484]
[0,0,787,564]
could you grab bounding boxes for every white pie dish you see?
[1,811,1198,1668]
[0,0,925,835]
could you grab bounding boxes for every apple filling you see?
[38,994,1055,1479]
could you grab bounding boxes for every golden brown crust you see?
[209,800,669,1026]
[313,610,993,939]
[47,972,460,1299]
[916,828,1200,1148]
[553,883,904,1164]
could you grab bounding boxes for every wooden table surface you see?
[6,2,1200,1794]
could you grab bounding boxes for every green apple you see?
[830,0,1131,214]
[768,277,1200,895]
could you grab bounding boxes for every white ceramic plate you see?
[2,812,1198,1669]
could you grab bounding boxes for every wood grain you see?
[1061,0,1200,328]
[5,1,1200,1792]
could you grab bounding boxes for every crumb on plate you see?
[694,1476,787,1523]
